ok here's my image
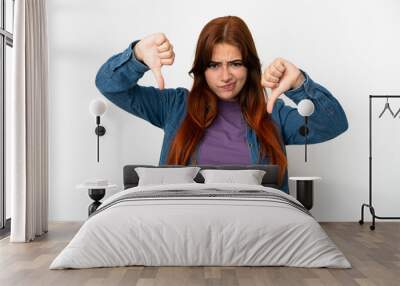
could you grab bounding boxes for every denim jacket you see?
[95,42,349,193]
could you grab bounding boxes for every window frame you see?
[0,0,14,235]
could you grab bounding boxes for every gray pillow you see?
[200,169,266,185]
[135,167,201,186]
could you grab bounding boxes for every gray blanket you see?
[91,188,312,217]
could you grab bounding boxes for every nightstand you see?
[289,177,321,210]
[76,183,117,216]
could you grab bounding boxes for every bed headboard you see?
[123,164,280,190]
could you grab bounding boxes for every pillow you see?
[200,169,266,185]
[135,167,201,186]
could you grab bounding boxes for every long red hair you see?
[167,16,287,186]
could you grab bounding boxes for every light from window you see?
[5,0,14,33]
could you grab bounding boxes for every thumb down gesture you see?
[261,58,305,113]
[134,33,175,90]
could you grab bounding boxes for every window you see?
[0,0,14,237]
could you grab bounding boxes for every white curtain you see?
[9,0,49,242]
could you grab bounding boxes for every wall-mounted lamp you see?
[297,99,315,162]
[89,99,107,162]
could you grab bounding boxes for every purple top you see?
[196,99,251,165]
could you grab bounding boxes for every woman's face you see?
[205,43,247,102]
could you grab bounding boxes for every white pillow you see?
[200,169,266,185]
[135,167,201,186]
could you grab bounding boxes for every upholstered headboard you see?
[123,164,281,190]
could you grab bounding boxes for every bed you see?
[50,164,351,269]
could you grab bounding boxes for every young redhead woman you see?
[95,16,348,193]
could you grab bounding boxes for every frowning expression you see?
[205,43,248,102]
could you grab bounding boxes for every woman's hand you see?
[261,58,305,113]
[134,33,175,90]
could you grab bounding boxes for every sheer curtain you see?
[8,0,49,242]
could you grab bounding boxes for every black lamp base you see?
[299,125,309,136]
[95,126,106,136]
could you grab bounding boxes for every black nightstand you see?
[76,183,117,216]
[289,177,321,210]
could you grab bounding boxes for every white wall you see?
[47,0,400,221]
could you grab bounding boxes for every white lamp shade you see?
[298,99,315,117]
[89,99,107,116]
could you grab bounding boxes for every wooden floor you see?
[0,222,399,286]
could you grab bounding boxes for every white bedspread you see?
[50,183,351,269]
